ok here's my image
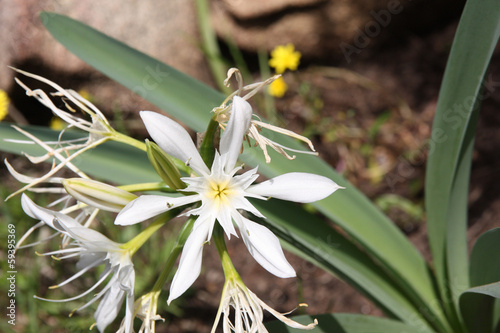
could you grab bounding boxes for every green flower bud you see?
[146,139,185,190]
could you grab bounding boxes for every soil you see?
[3,4,500,333]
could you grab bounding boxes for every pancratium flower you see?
[213,68,318,163]
[4,69,112,197]
[115,96,342,303]
[21,194,135,333]
[213,276,317,333]
[5,69,143,198]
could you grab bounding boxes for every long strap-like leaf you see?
[425,0,500,325]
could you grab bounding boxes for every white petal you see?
[95,281,125,332]
[247,173,342,203]
[140,111,209,175]
[219,96,252,172]
[21,193,81,231]
[167,219,212,304]
[231,196,265,218]
[115,195,199,226]
[238,217,295,278]
[65,225,119,250]
[217,207,237,240]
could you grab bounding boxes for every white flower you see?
[118,291,164,333]
[21,194,135,333]
[116,96,342,303]
[212,277,317,333]
[5,69,114,199]
[213,68,318,163]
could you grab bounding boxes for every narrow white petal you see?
[239,217,295,278]
[217,208,238,240]
[247,173,343,203]
[95,282,125,332]
[167,220,211,304]
[21,194,81,231]
[115,195,199,226]
[140,111,209,175]
[219,96,252,172]
[231,196,265,218]
[64,226,120,251]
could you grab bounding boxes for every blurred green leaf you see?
[424,0,500,318]
[375,194,424,221]
[459,228,500,333]
[265,313,430,333]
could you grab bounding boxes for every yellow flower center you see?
[207,180,233,207]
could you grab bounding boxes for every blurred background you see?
[1,0,499,332]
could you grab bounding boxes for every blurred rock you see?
[211,0,465,62]
[1,0,211,114]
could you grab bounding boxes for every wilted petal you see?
[247,172,343,203]
[238,217,295,278]
[115,195,199,226]
[167,220,212,304]
[219,96,252,172]
[140,111,209,175]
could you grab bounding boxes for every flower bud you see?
[146,139,185,190]
[62,178,137,212]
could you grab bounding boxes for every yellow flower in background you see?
[0,89,10,121]
[268,76,288,98]
[49,117,66,130]
[269,44,301,74]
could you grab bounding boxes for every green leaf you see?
[460,283,500,333]
[265,313,429,333]
[459,228,500,333]
[425,0,500,317]
[37,12,445,327]
[469,228,500,287]
[254,198,432,330]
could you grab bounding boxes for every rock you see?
[210,0,465,61]
[1,0,211,116]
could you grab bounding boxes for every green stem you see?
[194,0,230,94]
[124,210,180,255]
[112,131,147,151]
[213,224,240,280]
[258,50,277,123]
[118,182,174,193]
